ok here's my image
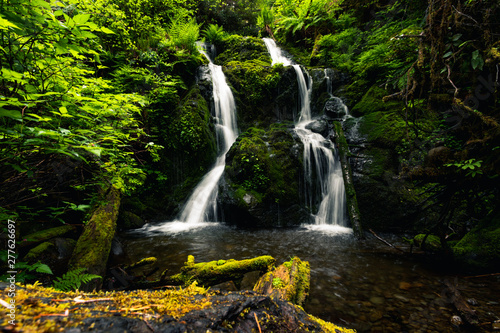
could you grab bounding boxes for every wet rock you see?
[451,315,463,326]
[324,97,348,119]
[305,119,328,136]
[467,298,479,306]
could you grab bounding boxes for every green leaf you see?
[0,108,22,119]
[35,263,53,274]
[443,51,453,58]
[0,16,19,29]
[100,27,115,34]
[73,14,91,25]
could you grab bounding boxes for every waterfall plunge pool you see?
[120,223,500,332]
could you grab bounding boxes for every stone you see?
[369,296,385,305]
[324,96,348,119]
[305,119,328,136]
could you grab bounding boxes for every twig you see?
[33,309,69,320]
[446,64,459,98]
[368,229,405,253]
[254,312,262,333]
[0,299,11,308]
[452,5,479,25]
[464,272,500,279]
[143,317,155,332]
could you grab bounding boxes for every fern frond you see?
[52,268,102,292]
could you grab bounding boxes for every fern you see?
[52,268,101,292]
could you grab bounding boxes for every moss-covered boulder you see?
[413,234,442,251]
[219,125,309,227]
[148,85,218,216]
[452,211,500,271]
[215,35,271,66]
[350,85,402,117]
[223,61,300,130]
[253,256,310,307]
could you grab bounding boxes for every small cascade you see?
[177,45,238,223]
[263,38,347,226]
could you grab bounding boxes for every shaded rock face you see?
[343,96,421,231]
[218,126,310,227]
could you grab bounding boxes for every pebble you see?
[450,315,463,326]
[467,298,479,306]
[370,296,385,305]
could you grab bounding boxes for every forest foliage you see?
[0,0,499,282]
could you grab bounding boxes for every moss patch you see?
[225,125,302,206]
[453,211,500,271]
[253,256,310,307]
[215,35,271,66]
[350,85,401,117]
[68,186,121,289]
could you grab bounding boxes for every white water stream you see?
[263,38,348,226]
[176,49,238,224]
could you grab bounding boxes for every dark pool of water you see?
[119,222,500,332]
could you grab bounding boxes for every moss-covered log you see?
[19,225,77,248]
[333,121,363,238]
[162,255,276,287]
[253,256,310,306]
[68,186,121,290]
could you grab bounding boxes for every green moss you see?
[453,211,500,270]
[23,242,55,262]
[20,225,77,249]
[223,61,283,129]
[253,256,310,307]
[171,255,276,287]
[413,234,442,251]
[225,124,302,206]
[350,85,402,117]
[69,186,121,288]
[215,35,271,66]
[150,85,217,211]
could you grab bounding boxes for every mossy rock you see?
[215,35,271,66]
[148,85,218,216]
[23,241,55,262]
[350,85,402,117]
[220,125,309,227]
[19,225,77,248]
[253,256,311,307]
[413,234,442,251]
[118,210,146,230]
[452,211,500,272]
[223,61,294,129]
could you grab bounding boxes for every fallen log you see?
[135,255,276,289]
[69,185,121,291]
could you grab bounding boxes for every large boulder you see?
[219,125,310,227]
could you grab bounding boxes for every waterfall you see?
[177,46,238,223]
[263,38,347,226]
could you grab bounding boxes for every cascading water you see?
[263,38,348,227]
[177,47,239,224]
[143,45,238,232]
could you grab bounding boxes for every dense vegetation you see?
[1,0,499,285]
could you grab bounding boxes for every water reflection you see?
[121,223,500,332]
